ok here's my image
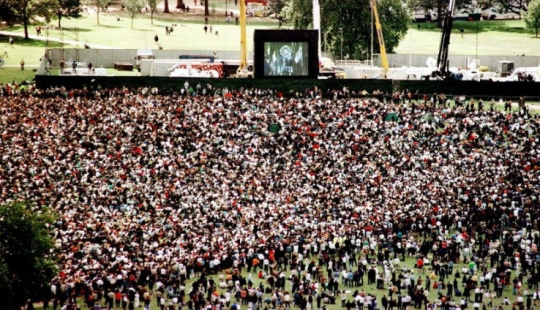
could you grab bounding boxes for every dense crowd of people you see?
[1,84,539,310]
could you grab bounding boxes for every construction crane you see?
[371,0,389,77]
[435,0,456,79]
[234,0,254,78]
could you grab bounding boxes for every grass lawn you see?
[0,36,65,84]
[0,66,37,84]
[395,20,540,56]
[3,8,277,52]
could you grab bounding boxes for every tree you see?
[204,0,209,16]
[267,0,287,18]
[83,0,109,25]
[0,0,58,39]
[176,0,184,9]
[124,0,145,28]
[0,203,57,310]
[0,1,18,24]
[56,0,81,28]
[148,0,159,24]
[164,0,171,13]
[377,0,410,52]
[281,0,313,29]
[408,0,474,27]
[283,0,409,59]
[493,0,530,15]
[524,0,540,37]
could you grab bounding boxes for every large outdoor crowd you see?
[1,83,540,310]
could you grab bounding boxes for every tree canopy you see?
[83,0,109,25]
[0,203,57,310]
[0,0,58,39]
[281,0,409,60]
[493,0,530,15]
[56,0,82,28]
[148,0,159,25]
[524,0,540,37]
[124,0,145,29]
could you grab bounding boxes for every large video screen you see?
[263,42,309,77]
[254,30,319,79]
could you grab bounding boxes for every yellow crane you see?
[234,0,253,78]
[370,0,389,77]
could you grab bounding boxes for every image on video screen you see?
[263,42,309,76]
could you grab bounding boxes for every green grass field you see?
[395,20,540,56]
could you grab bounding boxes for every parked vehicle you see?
[481,7,521,20]
[246,3,265,17]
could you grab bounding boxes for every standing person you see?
[20,58,25,70]
[154,34,159,44]
[382,295,388,310]
[9,36,13,47]
[144,291,151,310]
[72,60,77,73]
[2,45,8,58]
[115,290,122,309]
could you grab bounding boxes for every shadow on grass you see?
[57,27,93,33]
[154,17,201,25]
[0,35,65,48]
[134,28,155,32]
[97,24,123,29]
[413,20,528,34]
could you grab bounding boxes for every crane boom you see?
[239,0,247,69]
[233,0,253,77]
[436,0,456,78]
[371,0,389,76]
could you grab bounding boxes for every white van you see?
[246,3,265,17]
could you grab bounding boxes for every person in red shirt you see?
[417,257,424,273]
[115,290,122,309]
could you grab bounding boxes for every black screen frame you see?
[254,30,319,79]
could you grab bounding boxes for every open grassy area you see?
[0,66,37,84]
[0,35,65,83]
[395,19,540,56]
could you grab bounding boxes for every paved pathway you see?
[0,30,117,49]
